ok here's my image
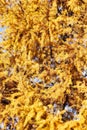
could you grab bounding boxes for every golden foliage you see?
[0,0,87,130]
